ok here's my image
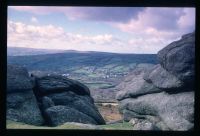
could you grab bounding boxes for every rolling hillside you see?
[7,47,66,56]
[7,47,158,101]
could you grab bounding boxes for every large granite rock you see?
[116,66,162,101]
[129,118,160,130]
[157,32,195,85]
[44,106,98,126]
[116,32,195,131]
[7,65,33,93]
[7,65,44,125]
[7,66,105,126]
[119,92,194,130]
[34,75,90,96]
[34,75,105,126]
[143,64,184,90]
[41,96,55,110]
[46,92,105,125]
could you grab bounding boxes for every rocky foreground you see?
[7,65,105,126]
[116,32,195,130]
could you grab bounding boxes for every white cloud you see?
[178,8,195,30]
[7,7,195,54]
[127,36,176,54]
[31,17,38,23]
[108,7,195,53]
[8,21,65,38]
[112,8,194,39]
[8,20,189,54]
[7,20,123,52]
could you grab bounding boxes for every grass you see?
[100,122,133,130]
[7,120,51,129]
[7,120,92,129]
[72,69,91,74]
[111,65,129,73]
[7,120,133,130]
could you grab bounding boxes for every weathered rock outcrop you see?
[116,66,162,100]
[34,75,90,96]
[143,64,184,90]
[7,65,105,127]
[157,32,195,85]
[7,65,44,125]
[116,32,195,130]
[44,105,98,126]
[33,75,105,126]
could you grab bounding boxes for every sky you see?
[7,6,195,54]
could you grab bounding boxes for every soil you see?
[95,103,122,122]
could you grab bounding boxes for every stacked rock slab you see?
[33,75,105,126]
[7,65,44,125]
[7,65,105,127]
[116,32,195,130]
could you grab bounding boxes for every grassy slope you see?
[7,52,157,72]
[7,120,133,130]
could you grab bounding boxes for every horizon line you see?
[7,46,157,55]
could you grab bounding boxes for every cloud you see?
[8,20,122,51]
[7,7,195,53]
[140,8,184,31]
[178,8,195,30]
[127,36,175,54]
[9,6,144,23]
[9,6,59,15]
[113,7,195,44]
[8,20,180,54]
[62,7,144,23]
[31,17,38,23]
[9,7,195,39]
[8,21,64,38]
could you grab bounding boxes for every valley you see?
[7,48,158,102]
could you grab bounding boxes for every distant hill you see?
[7,47,158,101]
[7,50,158,72]
[7,47,66,56]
